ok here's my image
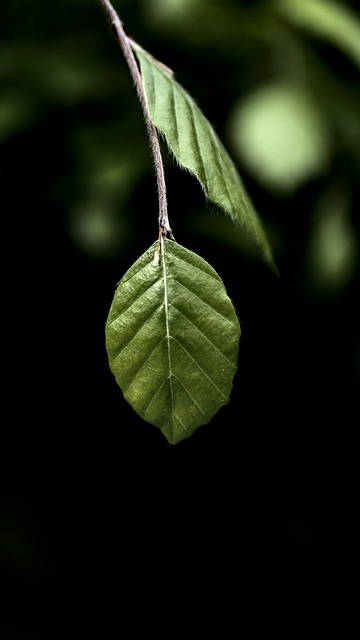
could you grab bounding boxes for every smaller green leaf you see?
[131,41,277,273]
[105,239,241,444]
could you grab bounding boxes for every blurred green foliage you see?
[2,0,360,283]
[0,0,360,292]
[1,0,359,306]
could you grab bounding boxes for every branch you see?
[98,0,172,236]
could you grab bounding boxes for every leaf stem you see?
[98,0,172,236]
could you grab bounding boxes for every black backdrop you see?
[1,1,359,638]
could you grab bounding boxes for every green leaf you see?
[131,41,277,273]
[105,239,240,444]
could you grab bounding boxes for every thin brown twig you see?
[98,0,172,236]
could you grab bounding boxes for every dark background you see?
[1,0,359,638]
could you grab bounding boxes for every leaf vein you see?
[172,337,227,401]
[162,237,175,413]
[173,278,235,326]
[118,341,165,396]
[107,278,159,329]
[169,303,234,365]
[143,376,193,436]
[186,95,209,190]
[172,374,207,417]
[208,128,238,213]
[142,376,168,415]
[169,78,181,154]
[169,248,221,283]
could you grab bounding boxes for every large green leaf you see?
[131,41,276,272]
[105,239,240,444]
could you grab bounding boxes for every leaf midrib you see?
[162,238,175,414]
